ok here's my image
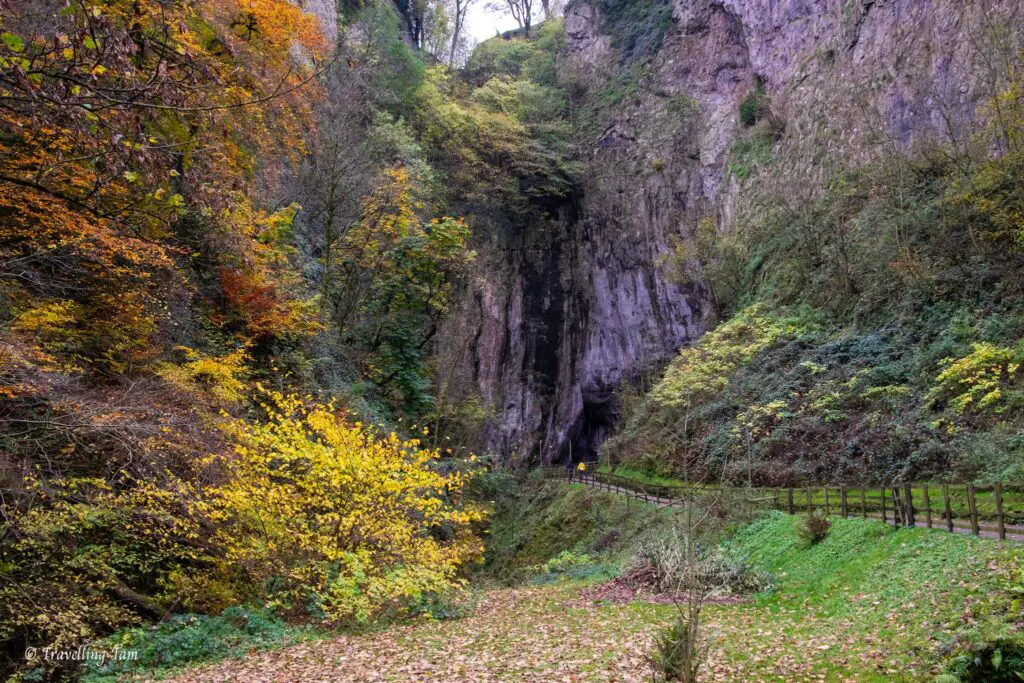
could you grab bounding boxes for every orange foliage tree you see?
[0,0,330,672]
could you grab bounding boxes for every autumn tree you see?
[207,389,485,623]
[0,0,329,671]
[326,166,473,411]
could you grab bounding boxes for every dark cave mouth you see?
[560,392,618,465]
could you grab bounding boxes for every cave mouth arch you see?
[560,387,618,465]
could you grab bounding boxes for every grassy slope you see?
[485,479,1023,679]
[109,481,1021,681]
[479,475,688,584]
[722,513,1023,681]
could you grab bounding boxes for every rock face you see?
[300,0,339,42]
[444,0,1022,468]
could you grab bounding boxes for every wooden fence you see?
[543,466,1024,541]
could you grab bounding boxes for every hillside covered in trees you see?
[2,0,1024,680]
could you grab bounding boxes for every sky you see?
[464,3,521,43]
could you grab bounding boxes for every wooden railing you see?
[543,466,1024,541]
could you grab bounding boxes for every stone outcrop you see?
[442,0,1023,467]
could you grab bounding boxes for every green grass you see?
[480,478,678,584]
[720,512,1024,680]
[595,463,691,489]
[487,480,1024,679]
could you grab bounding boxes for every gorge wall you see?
[440,0,1022,468]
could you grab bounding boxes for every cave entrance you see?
[561,390,618,465]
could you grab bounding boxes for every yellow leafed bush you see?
[928,342,1024,414]
[650,306,790,409]
[158,346,250,407]
[206,389,486,623]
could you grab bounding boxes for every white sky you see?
[465,3,520,43]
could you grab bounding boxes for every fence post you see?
[860,487,867,519]
[994,482,1006,541]
[966,483,979,536]
[923,485,932,529]
[840,486,848,517]
[903,482,915,528]
[787,488,794,514]
[773,488,779,510]
[807,485,813,515]
[824,487,830,516]
[943,484,953,533]
[880,486,887,525]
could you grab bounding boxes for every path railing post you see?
[943,484,953,533]
[787,488,794,514]
[860,487,867,519]
[967,483,980,536]
[807,485,813,515]
[840,486,848,517]
[994,482,1006,541]
[880,486,887,525]
[922,484,932,529]
[903,482,915,528]
[824,487,830,516]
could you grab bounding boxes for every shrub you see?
[738,78,783,132]
[739,91,760,126]
[0,475,209,681]
[81,607,317,681]
[631,542,770,595]
[158,346,249,408]
[928,342,1024,415]
[650,613,705,683]
[946,633,1024,682]
[649,305,792,409]
[409,590,479,621]
[798,513,832,546]
[207,389,486,624]
[464,37,535,83]
[542,550,593,574]
[528,550,616,584]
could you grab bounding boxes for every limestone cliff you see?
[442,0,1023,467]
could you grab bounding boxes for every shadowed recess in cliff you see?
[560,385,619,464]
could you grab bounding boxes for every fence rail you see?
[543,466,1024,541]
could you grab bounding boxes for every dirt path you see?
[155,588,667,682]
[148,581,931,682]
